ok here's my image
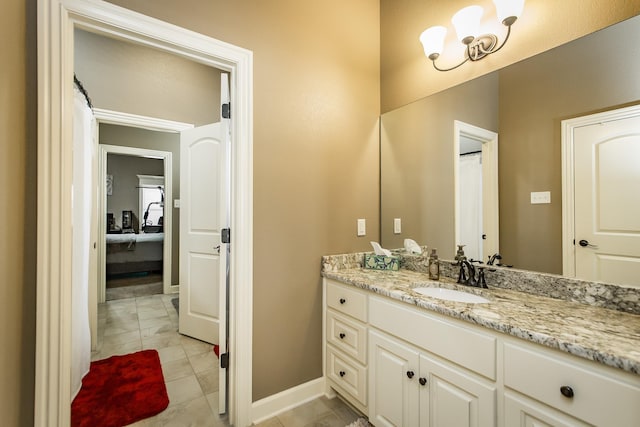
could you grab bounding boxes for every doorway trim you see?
[561,104,640,277]
[453,120,499,261]
[93,108,192,300]
[36,1,254,426]
[98,144,174,299]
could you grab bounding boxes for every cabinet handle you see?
[560,386,574,398]
[339,298,346,304]
[406,370,415,379]
[419,377,427,386]
[339,333,346,339]
[339,371,346,377]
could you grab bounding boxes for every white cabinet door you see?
[420,354,496,427]
[369,330,420,427]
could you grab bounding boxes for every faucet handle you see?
[476,266,488,288]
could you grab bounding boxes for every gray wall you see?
[75,29,221,126]
[101,124,181,285]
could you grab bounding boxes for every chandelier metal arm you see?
[486,23,512,56]
[430,23,513,71]
[432,55,470,72]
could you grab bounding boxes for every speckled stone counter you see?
[321,251,640,376]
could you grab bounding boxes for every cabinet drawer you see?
[504,391,590,427]
[326,280,367,322]
[326,346,367,406]
[327,309,367,364]
[369,295,496,380]
[504,342,640,427]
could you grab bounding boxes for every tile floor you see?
[105,273,163,301]
[93,293,363,426]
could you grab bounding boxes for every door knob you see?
[406,371,415,379]
[339,371,346,377]
[214,245,221,253]
[339,333,346,339]
[339,298,346,304]
[578,239,597,248]
[419,377,427,386]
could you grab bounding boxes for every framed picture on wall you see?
[106,174,113,196]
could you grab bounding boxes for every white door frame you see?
[36,1,254,426]
[561,104,640,277]
[453,120,499,260]
[98,144,174,300]
[94,108,193,301]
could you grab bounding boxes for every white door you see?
[573,111,640,287]
[179,121,225,343]
[179,73,231,415]
[455,121,499,263]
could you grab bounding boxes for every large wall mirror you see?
[381,15,640,275]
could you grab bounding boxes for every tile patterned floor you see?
[253,396,363,427]
[93,294,361,426]
[106,273,163,301]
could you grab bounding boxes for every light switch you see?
[530,191,551,204]
[357,219,366,236]
[174,199,181,208]
[394,218,402,234]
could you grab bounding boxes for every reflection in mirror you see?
[381,15,640,275]
[454,121,498,263]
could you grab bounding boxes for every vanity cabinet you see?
[325,280,369,413]
[323,277,640,426]
[368,297,496,427]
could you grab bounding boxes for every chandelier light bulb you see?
[420,26,447,60]
[492,0,525,26]
[452,5,484,44]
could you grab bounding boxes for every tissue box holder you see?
[363,254,399,271]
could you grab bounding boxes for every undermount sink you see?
[413,287,490,304]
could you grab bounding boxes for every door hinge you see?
[222,102,231,119]
[221,228,231,244]
[220,352,229,369]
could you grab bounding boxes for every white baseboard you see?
[252,377,327,424]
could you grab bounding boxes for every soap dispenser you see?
[455,244,466,264]
[428,248,440,280]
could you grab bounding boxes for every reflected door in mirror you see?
[573,107,640,287]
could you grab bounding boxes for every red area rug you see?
[71,349,169,427]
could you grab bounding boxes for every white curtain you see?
[71,87,95,398]
[459,153,483,262]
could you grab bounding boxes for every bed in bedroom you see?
[106,232,164,276]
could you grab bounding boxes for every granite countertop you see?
[323,267,640,376]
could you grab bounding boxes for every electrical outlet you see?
[530,191,551,204]
[394,218,402,234]
[174,199,180,208]
[357,219,366,236]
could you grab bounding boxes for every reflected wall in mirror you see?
[381,15,640,274]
